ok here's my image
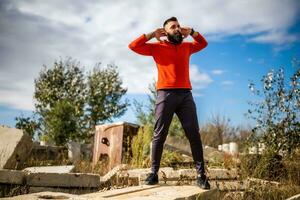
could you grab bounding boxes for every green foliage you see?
[15,115,40,138]
[34,58,86,116]
[246,59,300,155]
[86,63,129,128]
[16,57,128,145]
[241,151,287,181]
[44,99,84,145]
[131,124,152,168]
[160,150,185,167]
[34,58,86,143]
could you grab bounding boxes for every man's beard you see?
[167,32,183,45]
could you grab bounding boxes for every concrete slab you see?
[287,193,300,200]
[26,172,101,188]
[121,168,238,182]
[0,127,33,169]
[0,169,27,184]
[3,185,218,200]
[82,184,218,200]
[23,165,75,173]
[28,186,99,195]
[1,191,85,200]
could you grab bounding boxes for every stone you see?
[23,165,75,173]
[26,172,101,188]
[0,127,33,169]
[28,187,98,195]
[82,184,219,200]
[1,191,84,200]
[211,180,246,191]
[67,141,81,163]
[3,185,219,200]
[286,193,300,200]
[208,168,239,180]
[29,144,68,161]
[0,169,27,184]
[119,168,239,183]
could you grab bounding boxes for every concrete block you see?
[23,165,75,173]
[0,169,27,184]
[26,172,101,188]
[0,127,33,169]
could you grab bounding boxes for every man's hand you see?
[145,28,167,41]
[181,27,192,38]
[154,28,167,42]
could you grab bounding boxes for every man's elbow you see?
[203,40,208,48]
[128,43,134,51]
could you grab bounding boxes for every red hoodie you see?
[128,32,208,90]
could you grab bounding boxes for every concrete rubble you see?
[2,185,218,200]
[0,127,33,169]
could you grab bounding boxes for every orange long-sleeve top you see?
[128,31,208,90]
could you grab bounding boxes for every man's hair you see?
[163,17,178,27]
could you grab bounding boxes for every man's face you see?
[164,20,181,35]
[164,20,183,44]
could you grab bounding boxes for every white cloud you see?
[221,81,234,86]
[190,65,213,89]
[0,0,299,110]
[248,30,299,45]
[212,69,226,75]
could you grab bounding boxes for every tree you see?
[34,58,86,143]
[15,115,40,138]
[86,63,129,128]
[246,59,300,155]
[44,99,83,145]
[25,57,128,145]
[200,113,237,147]
[34,58,86,116]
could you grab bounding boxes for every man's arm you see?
[190,31,208,54]
[145,31,155,40]
[128,32,155,56]
[128,29,166,56]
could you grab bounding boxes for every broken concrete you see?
[29,144,67,161]
[1,191,82,200]
[26,172,101,188]
[3,185,219,200]
[287,193,300,200]
[28,186,99,195]
[120,167,239,182]
[1,166,242,197]
[0,127,33,169]
[23,165,75,173]
[82,184,219,200]
[0,169,27,184]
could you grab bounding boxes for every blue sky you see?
[0,0,299,128]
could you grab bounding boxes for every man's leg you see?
[175,91,206,176]
[151,90,178,174]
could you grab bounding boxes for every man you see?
[128,17,210,190]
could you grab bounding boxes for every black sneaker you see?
[145,172,159,185]
[196,175,210,190]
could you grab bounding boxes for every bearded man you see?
[128,17,210,189]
